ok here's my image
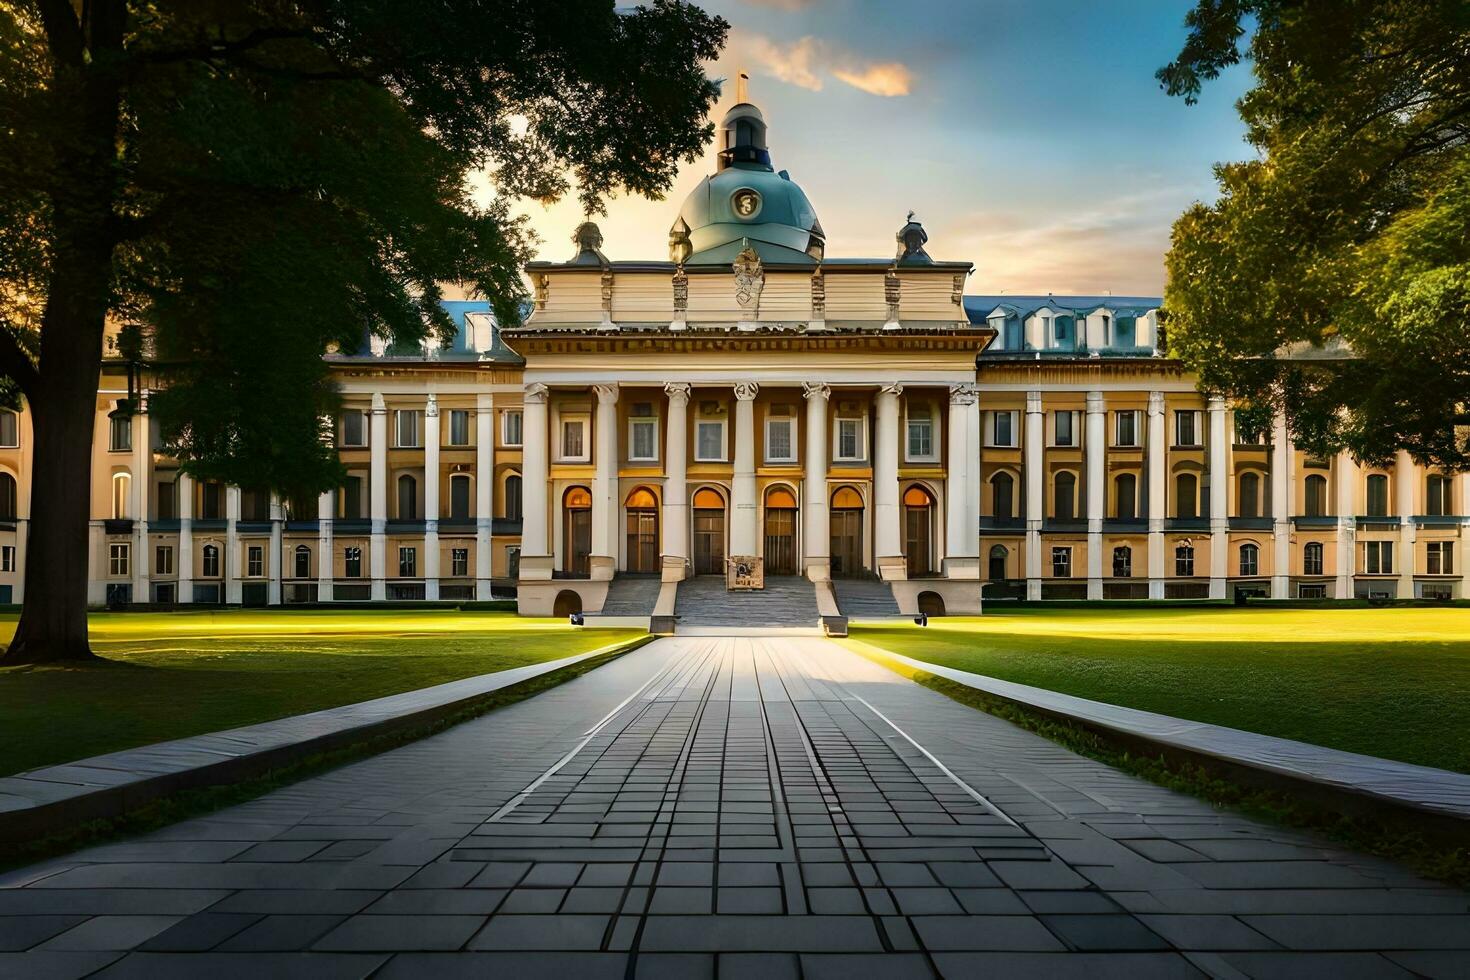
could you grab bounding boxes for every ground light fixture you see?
[569,612,584,626]
[914,614,929,627]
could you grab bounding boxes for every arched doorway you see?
[563,486,592,576]
[903,485,935,577]
[553,590,582,617]
[763,486,798,575]
[988,544,1008,581]
[625,487,659,574]
[692,487,726,575]
[830,486,865,578]
[917,591,946,617]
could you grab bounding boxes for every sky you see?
[508,0,1256,297]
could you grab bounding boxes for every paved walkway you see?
[2,636,1467,978]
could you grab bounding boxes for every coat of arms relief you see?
[732,242,764,327]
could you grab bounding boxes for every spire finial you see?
[736,69,749,104]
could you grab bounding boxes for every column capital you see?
[1025,390,1044,414]
[664,381,692,405]
[734,381,759,401]
[524,382,549,405]
[425,393,438,417]
[1207,394,1227,413]
[593,382,620,405]
[1147,390,1166,416]
[948,383,979,406]
[802,382,831,402]
[370,392,387,414]
[879,382,903,398]
[1085,390,1106,414]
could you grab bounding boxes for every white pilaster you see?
[945,383,981,578]
[1024,390,1044,599]
[803,382,831,578]
[267,493,282,605]
[369,392,388,601]
[1146,392,1166,598]
[592,383,620,569]
[874,383,904,577]
[177,473,194,603]
[1207,396,1228,599]
[520,383,550,575]
[317,490,333,603]
[1085,390,1106,600]
[225,485,242,604]
[1461,472,1470,599]
[476,393,494,598]
[1271,411,1292,598]
[732,381,759,560]
[663,383,691,572]
[132,399,150,603]
[1396,448,1416,598]
[424,394,441,600]
[1336,451,1357,598]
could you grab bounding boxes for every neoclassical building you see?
[8,98,1467,621]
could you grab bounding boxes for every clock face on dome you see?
[731,188,762,219]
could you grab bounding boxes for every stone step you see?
[832,578,902,618]
[599,575,662,616]
[675,575,819,627]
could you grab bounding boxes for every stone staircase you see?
[597,575,662,617]
[832,578,902,619]
[675,575,820,628]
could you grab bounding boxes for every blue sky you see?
[514,0,1256,295]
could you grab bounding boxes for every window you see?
[240,488,269,522]
[112,473,131,519]
[1174,410,1200,447]
[397,474,417,520]
[1235,419,1267,445]
[1427,475,1451,517]
[109,543,129,576]
[1304,474,1328,517]
[340,410,366,447]
[765,414,795,463]
[247,545,263,577]
[0,473,15,520]
[341,475,364,520]
[288,545,308,578]
[1051,546,1072,577]
[0,410,17,448]
[505,473,523,520]
[452,548,469,577]
[1054,472,1077,520]
[1366,474,1389,516]
[1239,542,1259,577]
[992,411,1016,448]
[503,410,523,447]
[448,409,471,447]
[1114,410,1139,447]
[629,416,659,462]
[398,546,417,577]
[1238,472,1261,518]
[906,410,934,460]
[395,409,421,448]
[1113,316,1137,348]
[344,546,362,578]
[560,417,587,460]
[155,545,173,576]
[200,481,223,520]
[1428,541,1454,575]
[988,544,1008,580]
[1112,546,1132,578]
[1175,472,1198,519]
[1114,473,1137,519]
[449,474,471,520]
[1303,542,1324,576]
[836,418,864,461]
[1364,540,1394,574]
[1300,583,1327,599]
[1053,411,1076,447]
[991,472,1015,520]
[202,544,220,577]
[508,545,521,579]
[155,480,177,520]
[109,413,132,452]
[0,545,12,572]
[695,419,726,461]
[1050,315,1075,349]
[1175,543,1195,576]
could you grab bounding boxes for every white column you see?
[1207,396,1228,599]
[520,383,550,572]
[592,383,620,570]
[1396,449,1416,598]
[663,382,691,573]
[1271,411,1292,598]
[1024,390,1044,599]
[945,383,981,577]
[177,473,194,603]
[267,493,282,605]
[731,381,759,560]
[803,382,831,578]
[475,393,494,598]
[225,485,242,604]
[1335,451,1357,598]
[12,410,30,604]
[874,383,904,576]
[317,490,333,602]
[1085,391,1106,599]
[1146,392,1166,598]
[132,400,151,603]
[1460,472,1470,599]
[369,392,388,601]
[423,394,441,601]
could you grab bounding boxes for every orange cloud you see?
[736,31,913,97]
[831,62,912,97]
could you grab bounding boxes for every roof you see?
[325,298,525,364]
[964,294,1160,324]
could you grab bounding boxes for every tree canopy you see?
[1159,0,1470,467]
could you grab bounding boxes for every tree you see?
[1159,0,1470,467]
[0,0,727,663]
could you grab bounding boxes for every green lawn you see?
[0,609,636,777]
[849,606,1470,774]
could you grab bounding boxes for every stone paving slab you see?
[0,635,1463,976]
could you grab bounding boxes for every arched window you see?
[1304,474,1328,517]
[991,472,1014,520]
[1114,473,1137,519]
[565,486,593,509]
[397,474,418,520]
[693,487,725,509]
[765,486,798,510]
[831,486,863,509]
[0,473,16,521]
[1366,474,1389,516]
[112,473,131,519]
[902,485,935,577]
[627,487,658,510]
[1238,472,1261,518]
[1175,473,1198,519]
[449,473,472,520]
[1054,472,1076,520]
[988,544,1008,581]
[1175,543,1195,576]
[294,545,311,579]
[1239,542,1260,576]
[1427,474,1451,517]
[1303,541,1324,576]
[202,544,220,578]
[1112,545,1132,578]
[505,473,523,520]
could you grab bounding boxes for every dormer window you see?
[1048,315,1075,350]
